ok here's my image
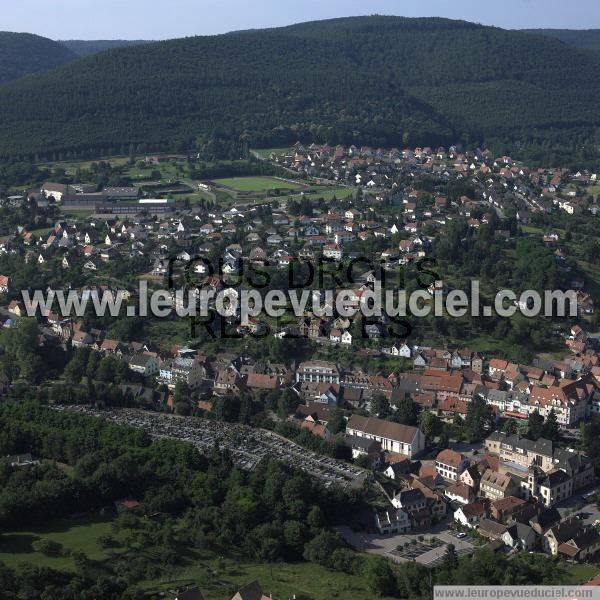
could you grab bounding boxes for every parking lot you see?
[557,489,600,526]
[338,523,476,565]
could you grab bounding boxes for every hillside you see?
[0,16,599,159]
[59,39,153,57]
[522,29,600,53]
[0,32,76,85]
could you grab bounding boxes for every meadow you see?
[213,176,302,192]
[0,513,382,599]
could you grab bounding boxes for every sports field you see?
[213,176,301,192]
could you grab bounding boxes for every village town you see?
[4,5,600,597]
[1,142,600,588]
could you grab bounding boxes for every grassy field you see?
[280,186,356,203]
[0,514,116,571]
[213,176,301,192]
[143,553,384,600]
[0,512,597,597]
[559,562,599,585]
[587,184,600,200]
[143,317,197,351]
[0,514,382,599]
[40,156,132,176]
[60,208,96,219]
[251,147,291,159]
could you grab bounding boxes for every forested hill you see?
[0,32,76,85]
[522,29,600,53]
[1,16,600,159]
[59,39,154,57]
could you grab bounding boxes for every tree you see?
[363,556,397,596]
[32,539,63,556]
[283,520,308,559]
[355,454,373,469]
[173,381,190,405]
[502,419,518,436]
[327,409,346,434]
[277,388,299,418]
[438,430,450,450]
[527,410,545,441]
[581,421,600,473]
[542,409,560,442]
[306,506,325,531]
[465,396,492,441]
[420,411,443,440]
[394,396,419,426]
[371,394,390,418]
[302,530,344,566]
[443,543,459,570]
[0,317,43,381]
[97,355,125,383]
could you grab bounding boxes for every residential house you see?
[490,496,528,524]
[502,523,537,551]
[128,354,159,376]
[445,482,475,505]
[435,449,469,481]
[374,508,412,535]
[544,517,600,560]
[296,361,340,384]
[478,518,508,541]
[480,469,519,501]
[229,581,270,600]
[384,456,411,480]
[214,369,246,395]
[7,300,24,317]
[459,465,481,490]
[454,501,487,529]
[344,434,381,459]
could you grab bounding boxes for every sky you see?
[2,0,600,40]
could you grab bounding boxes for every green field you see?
[143,554,383,600]
[40,156,132,176]
[587,185,600,199]
[0,514,116,571]
[213,176,301,192]
[251,147,291,159]
[0,514,382,599]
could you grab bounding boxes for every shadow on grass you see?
[0,533,39,554]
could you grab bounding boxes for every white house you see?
[323,243,343,261]
[129,354,159,376]
[435,449,470,481]
[346,415,425,458]
[374,508,411,535]
[454,502,486,529]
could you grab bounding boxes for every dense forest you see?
[522,29,600,54]
[0,32,76,85]
[0,17,599,160]
[59,40,153,57]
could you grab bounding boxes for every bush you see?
[97,534,118,549]
[32,539,63,556]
